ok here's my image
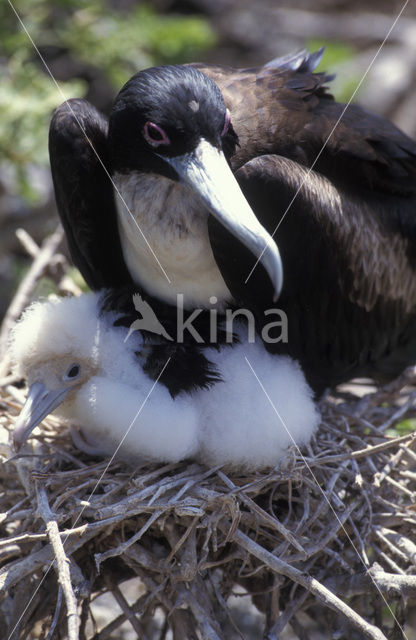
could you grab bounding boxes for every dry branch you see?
[36,484,79,640]
[229,528,387,640]
[0,226,64,365]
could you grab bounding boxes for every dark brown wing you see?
[209,153,416,393]
[49,99,132,290]
[195,51,416,196]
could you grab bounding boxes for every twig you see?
[0,374,22,388]
[308,431,416,466]
[104,578,150,640]
[45,586,63,640]
[228,527,388,640]
[380,527,416,566]
[15,227,40,258]
[217,470,306,554]
[36,483,79,640]
[178,579,223,640]
[95,509,162,571]
[0,226,64,365]
[289,499,361,562]
[325,566,416,600]
[16,227,82,297]
[266,589,309,638]
[374,529,409,565]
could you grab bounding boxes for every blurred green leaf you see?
[0,53,85,203]
[386,418,416,437]
[307,39,360,103]
[0,0,215,202]
[62,4,216,87]
[308,39,355,69]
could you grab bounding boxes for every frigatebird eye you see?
[221,109,231,137]
[63,363,81,381]
[143,122,170,147]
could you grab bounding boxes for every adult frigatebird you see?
[49,49,416,394]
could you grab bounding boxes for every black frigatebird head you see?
[108,65,283,301]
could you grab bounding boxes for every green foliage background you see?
[0,0,216,203]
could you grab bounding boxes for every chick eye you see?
[221,109,231,137]
[143,122,170,147]
[63,363,81,382]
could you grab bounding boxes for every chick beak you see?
[13,381,70,452]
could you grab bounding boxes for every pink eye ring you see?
[221,109,231,137]
[143,122,170,147]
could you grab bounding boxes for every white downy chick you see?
[10,293,319,469]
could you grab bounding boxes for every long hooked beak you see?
[163,139,283,301]
[13,381,70,452]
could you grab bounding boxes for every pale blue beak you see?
[13,381,70,451]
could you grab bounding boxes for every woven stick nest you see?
[0,228,416,640]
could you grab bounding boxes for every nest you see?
[0,229,416,640]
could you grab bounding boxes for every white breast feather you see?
[114,172,233,309]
